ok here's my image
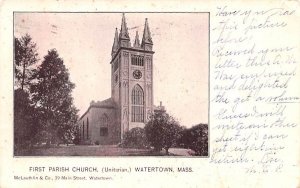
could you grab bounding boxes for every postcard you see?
[0,0,299,187]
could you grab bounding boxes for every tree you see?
[145,111,182,155]
[178,124,208,156]
[14,34,39,154]
[14,34,39,91]
[30,49,78,145]
[14,89,38,153]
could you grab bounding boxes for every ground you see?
[168,148,195,156]
[17,145,195,156]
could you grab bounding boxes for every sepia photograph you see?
[13,12,209,157]
[1,1,298,187]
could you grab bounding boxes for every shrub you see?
[121,127,149,149]
[73,136,80,145]
[95,140,100,145]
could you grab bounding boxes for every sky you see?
[14,13,208,127]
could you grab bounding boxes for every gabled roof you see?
[79,98,116,121]
[90,98,116,108]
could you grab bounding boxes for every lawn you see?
[16,145,175,156]
[15,145,196,156]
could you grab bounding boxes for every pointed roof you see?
[133,31,140,48]
[142,18,153,45]
[111,28,119,55]
[119,13,130,40]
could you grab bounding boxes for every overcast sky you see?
[14,13,208,127]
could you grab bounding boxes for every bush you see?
[178,124,208,156]
[95,140,100,145]
[73,136,80,145]
[121,127,149,149]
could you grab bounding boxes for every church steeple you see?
[110,14,154,140]
[141,18,153,50]
[111,28,119,57]
[133,31,140,48]
[119,13,130,48]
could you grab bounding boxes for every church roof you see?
[154,101,165,112]
[90,98,116,108]
[79,98,116,121]
[119,13,130,40]
[141,18,153,45]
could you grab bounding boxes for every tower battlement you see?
[111,13,154,60]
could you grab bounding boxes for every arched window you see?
[100,114,109,136]
[131,84,144,122]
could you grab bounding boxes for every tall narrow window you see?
[146,57,152,69]
[100,114,109,136]
[79,126,81,138]
[82,121,85,140]
[87,118,89,139]
[131,84,144,122]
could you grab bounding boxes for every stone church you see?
[77,14,163,145]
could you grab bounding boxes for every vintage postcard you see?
[0,0,299,188]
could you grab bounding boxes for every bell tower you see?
[110,13,154,140]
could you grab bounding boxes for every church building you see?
[77,14,158,145]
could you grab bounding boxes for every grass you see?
[15,145,175,156]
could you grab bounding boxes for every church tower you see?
[111,13,154,139]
